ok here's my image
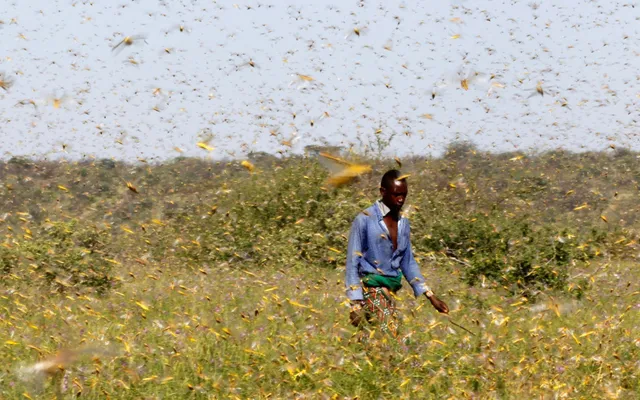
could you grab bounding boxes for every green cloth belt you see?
[362,272,403,292]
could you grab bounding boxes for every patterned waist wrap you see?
[359,273,403,338]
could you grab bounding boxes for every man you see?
[345,170,448,339]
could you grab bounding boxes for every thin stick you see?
[443,314,477,336]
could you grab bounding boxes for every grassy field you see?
[0,147,639,398]
[2,258,638,399]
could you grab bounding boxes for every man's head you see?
[380,169,408,213]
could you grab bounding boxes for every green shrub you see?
[0,245,18,277]
[419,212,577,295]
[4,220,116,294]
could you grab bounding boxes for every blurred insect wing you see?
[325,164,372,187]
[241,160,255,172]
[126,182,138,193]
[316,152,352,174]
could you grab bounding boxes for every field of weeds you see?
[2,259,638,398]
[1,147,639,398]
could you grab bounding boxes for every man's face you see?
[380,180,408,212]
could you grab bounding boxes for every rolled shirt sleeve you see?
[345,215,365,301]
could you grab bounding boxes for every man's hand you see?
[427,294,449,314]
[349,300,365,327]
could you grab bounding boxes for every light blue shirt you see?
[345,200,431,301]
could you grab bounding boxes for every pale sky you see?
[0,0,638,162]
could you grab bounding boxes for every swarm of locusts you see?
[0,0,639,396]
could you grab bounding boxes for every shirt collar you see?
[376,200,391,217]
[375,200,407,221]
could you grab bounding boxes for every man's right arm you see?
[345,215,365,301]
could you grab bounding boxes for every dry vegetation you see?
[0,143,639,398]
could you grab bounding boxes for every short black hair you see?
[380,169,404,189]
